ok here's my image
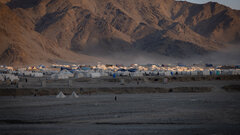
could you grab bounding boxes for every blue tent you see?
[81,67,91,70]
[61,67,71,71]
[235,65,240,69]
[206,64,213,67]
[118,69,126,72]
[177,64,186,67]
[113,73,116,78]
[128,69,137,72]
[70,69,76,73]
[216,70,221,75]
[39,65,46,68]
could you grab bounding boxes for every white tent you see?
[80,71,92,78]
[233,69,240,75]
[59,70,74,78]
[51,73,69,80]
[70,91,79,98]
[144,71,151,76]
[191,71,198,76]
[0,75,4,81]
[152,71,159,76]
[100,72,109,77]
[17,70,28,76]
[31,72,43,77]
[56,91,66,98]
[23,71,32,76]
[115,71,129,76]
[131,71,143,77]
[164,71,172,76]
[3,74,19,81]
[90,72,101,78]
[203,70,210,76]
[158,70,165,76]
[41,69,58,75]
[51,70,73,80]
[74,72,85,78]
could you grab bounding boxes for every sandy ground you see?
[0,90,240,135]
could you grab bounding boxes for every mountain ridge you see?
[0,0,239,66]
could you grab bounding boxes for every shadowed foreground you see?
[0,91,240,135]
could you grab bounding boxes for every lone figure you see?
[114,96,117,101]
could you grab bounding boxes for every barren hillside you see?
[0,0,239,66]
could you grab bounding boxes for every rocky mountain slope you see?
[0,0,239,66]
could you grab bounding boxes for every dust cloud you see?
[98,44,240,65]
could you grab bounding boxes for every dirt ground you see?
[1,79,240,96]
[0,90,239,135]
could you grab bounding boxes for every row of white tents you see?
[113,69,240,77]
[74,72,103,78]
[4,68,239,81]
[17,71,44,77]
[0,74,19,82]
[56,91,79,98]
[50,70,106,80]
[49,69,240,80]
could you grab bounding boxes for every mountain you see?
[0,0,239,66]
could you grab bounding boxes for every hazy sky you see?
[178,0,240,10]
